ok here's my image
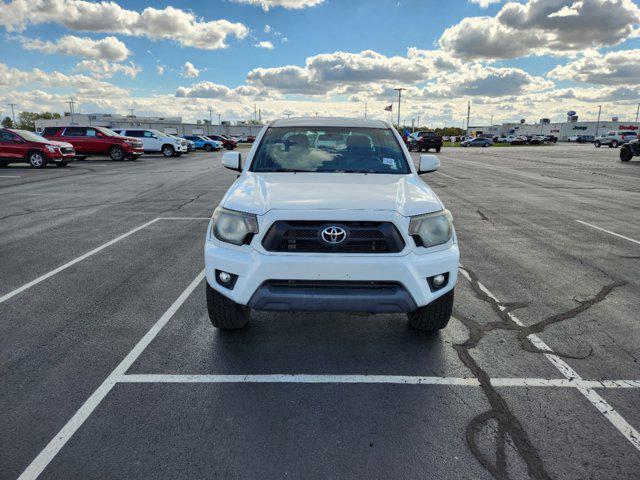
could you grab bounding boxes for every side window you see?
[126,131,143,137]
[143,131,154,138]
[0,131,18,142]
[42,127,59,136]
[85,128,99,137]
[64,127,86,137]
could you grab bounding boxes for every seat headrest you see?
[346,134,371,150]
[286,134,309,149]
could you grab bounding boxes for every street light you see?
[393,88,406,127]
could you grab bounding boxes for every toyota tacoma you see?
[205,118,459,332]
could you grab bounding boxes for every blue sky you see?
[0,0,639,125]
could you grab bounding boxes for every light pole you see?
[393,88,406,127]
[635,102,639,123]
[67,99,76,124]
[218,113,222,134]
[466,101,471,137]
[8,103,16,124]
[208,107,213,135]
[595,105,602,138]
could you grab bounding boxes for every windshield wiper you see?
[270,168,308,172]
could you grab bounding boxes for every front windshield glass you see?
[250,126,410,174]
[15,130,48,142]
[96,127,119,137]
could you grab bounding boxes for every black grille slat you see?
[262,221,405,253]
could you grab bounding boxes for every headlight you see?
[45,145,60,153]
[409,209,453,248]
[211,207,258,246]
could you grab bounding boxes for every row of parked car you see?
[0,125,247,168]
[568,131,638,148]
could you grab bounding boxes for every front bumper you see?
[205,240,459,312]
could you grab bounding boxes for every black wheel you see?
[109,146,125,161]
[435,146,441,152]
[225,143,235,150]
[611,140,619,148]
[75,155,87,161]
[407,289,454,332]
[594,141,601,148]
[206,282,250,330]
[128,155,139,161]
[620,146,633,162]
[425,147,430,152]
[55,161,68,167]
[0,162,8,167]
[28,151,46,168]
[162,145,175,157]
[204,144,213,152]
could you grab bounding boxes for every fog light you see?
[427,272,449,291]
[215,269,238,289]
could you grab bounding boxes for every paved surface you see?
[1,144,639,479]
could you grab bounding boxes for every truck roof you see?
[269,117,390,129]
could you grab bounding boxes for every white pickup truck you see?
[204,117,459,332]
[113,128,188,157]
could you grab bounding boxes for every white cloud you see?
[175,81,267,100]
[181,61,200,78]
[156,65,165,76]
[264,25,272,33]
[548,49,640,85]
[230,0,324,11]
[469,0,503,7]
[254,41,274,49]
[0,0,248,50]
[440,0,640,60]
[19,35,130,61]
[75,59,141,78]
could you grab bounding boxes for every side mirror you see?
[418,154,440,174]
[222,151,242,171]
[96,132,104,138]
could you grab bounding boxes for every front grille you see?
[263,280,401,289]
[262,221,405,253]
[60,147,74,154]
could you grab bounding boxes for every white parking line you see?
[17,271,205,480]
[576,220,640,246]
[0,217,209,305]
[458,267,640,452]
[0,175,21,178]
[118,374,640,389]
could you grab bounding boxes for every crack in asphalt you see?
[453,266,626,479]
[477,209,490,221]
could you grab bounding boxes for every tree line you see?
[2,112,64,131]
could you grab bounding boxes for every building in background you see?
[34,113,265,137]
[468,119,640,141]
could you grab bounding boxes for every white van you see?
[112,128,188,157]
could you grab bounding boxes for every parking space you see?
[1,145,639,479]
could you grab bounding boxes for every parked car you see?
[0,128,75,168]
[461,137,492,147]
[206,134,237,150]
[530,135,548,144]
[567,135,580,142]
[42,126,143,161]
[182,135,222,151]
[511,136,528,145]
[173,135,195,152]
[205,117,458,331]
[410,131,443,152]
[112,128,187,157]
[576,135,595,143]
[620,139,640,162]
[594,131,638,148]
[544,135,558,143]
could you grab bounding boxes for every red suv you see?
[206,134,237,150]
[42,126,143,161]
[0,128,75,168]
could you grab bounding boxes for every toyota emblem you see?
[320,225,348,245]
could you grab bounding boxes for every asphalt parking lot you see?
[1,144,639,479]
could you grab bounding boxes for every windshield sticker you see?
[383,158,397,169]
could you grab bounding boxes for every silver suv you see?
[594,130,638,148]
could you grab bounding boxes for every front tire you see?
[28,151,46,168]
[407,289,454,332]
[611,140,619,148]
[435,146,441,152]
[620,146,633,162]
[204,144,213,152]
[55,161,68,167]
[162,145,175,157]
[594,141,601,148]
[109,146,125,161]
[206,283,250,330]
[75,155,87,161]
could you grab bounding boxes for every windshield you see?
[15,130,48,142]
[250,126,410,174]
[96,127,119,137]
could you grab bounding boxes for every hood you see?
[223,172,442,217]
[45,139,73,148]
